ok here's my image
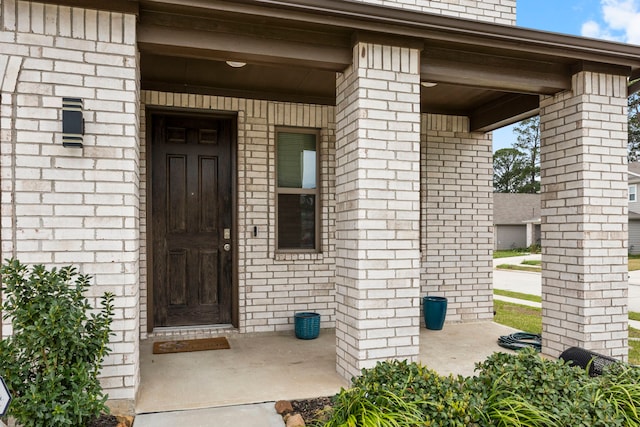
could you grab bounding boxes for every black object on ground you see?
[559,346,619,376]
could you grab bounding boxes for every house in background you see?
[494,193,540,250]
[2,0,639,413]
[629,163,640,254]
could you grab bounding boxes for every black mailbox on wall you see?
[62,97,84,148]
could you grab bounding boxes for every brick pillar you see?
[0,5,140,411]
[540,70,628,359]
[335,42,421,380]
[421,114,493,322]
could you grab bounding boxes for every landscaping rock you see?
[285,413,305,427]
[275,400,294,414]
[116,415,134,427]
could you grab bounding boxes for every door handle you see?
[223,243,231,252]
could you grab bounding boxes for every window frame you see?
[275,127,321,253]
[630,184,637,202]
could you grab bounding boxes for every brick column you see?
[0,5,140,411]
[421,114,493,322]
[540,70,628,359]
[335,42,421,380]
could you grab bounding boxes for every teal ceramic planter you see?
[294,312,320,339]
[423,296,447,330]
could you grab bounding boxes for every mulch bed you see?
[88,414,134,427]
[88,415,119,427]
[290,396,333,424]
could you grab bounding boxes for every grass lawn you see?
[494,250,530,259]
[630,254,640,271]
[521,260,541,266]
[494,300,640,365]
[494,300,541,334]
[631,341,640,364]
[494,289,541,303]
[496,264,541,273]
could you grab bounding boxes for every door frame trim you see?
[145,107,239,332]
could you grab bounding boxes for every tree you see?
[493,148,527,193]
[513,117,540,193]
[629,91,640,161]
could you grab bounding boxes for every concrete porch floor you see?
[136,322,517,414]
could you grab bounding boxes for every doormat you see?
[153,337,230,354]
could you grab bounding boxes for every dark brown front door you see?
[152,113,233,327]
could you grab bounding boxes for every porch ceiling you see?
[136,0,640,132]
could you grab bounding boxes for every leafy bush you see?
[596,363,640,426]
[0,259,114,427]
[350,359,472,426]
[468,348,622,426]
[320,349,640,427]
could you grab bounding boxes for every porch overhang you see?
[135,0,640,131]
[38,0,640,130]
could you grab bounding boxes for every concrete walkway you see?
[133,402,283,427]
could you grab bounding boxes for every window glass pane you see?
[278,194,316,249]
[277,132,316,189]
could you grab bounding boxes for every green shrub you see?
[320,350,640,427]
[350,360,473,426]
[468,348,623,426]
[0,259,114,427]
[596,363,640,426]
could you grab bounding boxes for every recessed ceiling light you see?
[226,61,247,68]
[421,81,438,88]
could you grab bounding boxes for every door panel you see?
[168,250,187,305]
[152,114,233,327]
[167,156,187,232]
[199,250,219,305]
[200,157,218,231]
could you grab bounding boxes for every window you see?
[631,185,637,202]
[276,129,319,251]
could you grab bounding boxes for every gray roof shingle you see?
[494,193,540,225]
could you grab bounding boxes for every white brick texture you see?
[139,92,337,338]
[335,43,422,380]
[4,0,630,410]
[421,114,494,323]
[540,70,629,360]
[351,0,516,25]
[1,0,140,410]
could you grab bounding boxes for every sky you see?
[492,0,640,151]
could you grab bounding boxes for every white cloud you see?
[581,0,640,44]
[581,20,608,39]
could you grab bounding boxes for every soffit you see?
[133,0,640,131]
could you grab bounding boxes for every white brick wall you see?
[421,114,494,322]
[540,70,629,359]
[139,92,337,338]
[335,43,422,380]
[351,0,516,25]
[1,0,140,410]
